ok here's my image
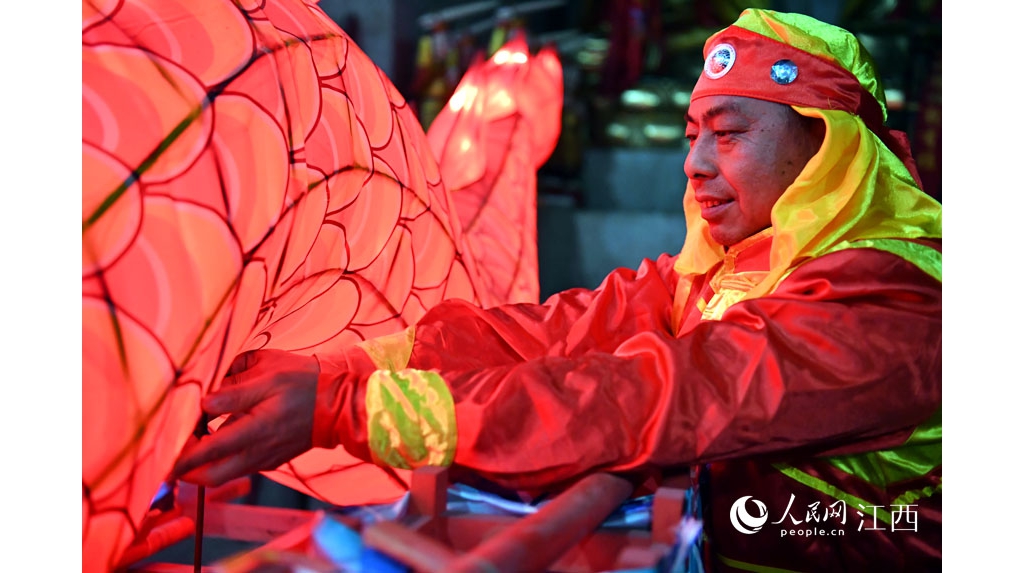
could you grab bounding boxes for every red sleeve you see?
[311,253,681,454]
[310,344,376,457]
[334,248,941,492]
[410,253,682,371]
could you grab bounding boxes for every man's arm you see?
[310,253,682,455]
[173,253,682,484]
[323,247,940,491]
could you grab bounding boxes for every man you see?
[173,9,941,571]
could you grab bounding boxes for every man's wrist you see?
[310,345,375,459]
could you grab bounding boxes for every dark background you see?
[319,0,941,299]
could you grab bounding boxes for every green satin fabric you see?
[728,9,888,121]
[773,409,942,526]
[822,239,942,283]
[778,237,943,286]
[827,409,942,488]
[772,463,894,525]
[716,552,806,573]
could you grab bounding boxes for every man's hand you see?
[170,349,320,487]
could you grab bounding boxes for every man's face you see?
[684,95,823,247]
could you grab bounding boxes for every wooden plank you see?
[117,515,197,568]
[363,520,458,573]
[125,564,215,573]
[201,502,316,542]
[610,544,674,571]
[410,465,449,519]
[651,487,687,545]
[208,517,339,573]
[133,470,680,573]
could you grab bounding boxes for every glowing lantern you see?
[428,36,564,306]
[82,1,563,571]
[261,35,564,507]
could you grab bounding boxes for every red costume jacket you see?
[312,233,941,571]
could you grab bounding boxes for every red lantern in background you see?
[428,35,564,306]
[82,0,562,571]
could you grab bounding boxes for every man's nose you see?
[683,136,715,180]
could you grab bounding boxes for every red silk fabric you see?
[82,0,560,570]
[334,246,941,489]
[692,27,884,132]
[315,243,941,568]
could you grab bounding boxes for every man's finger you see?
[173,434,202,467]
[201,381,266,416]
[171,414,260,479]
[176,451,256,488]
[226,350,260,377]
[171,436,220,481]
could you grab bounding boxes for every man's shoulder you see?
[771,238,943,301]
[823,237,941,283]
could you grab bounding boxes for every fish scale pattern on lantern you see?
[82,0,562,570]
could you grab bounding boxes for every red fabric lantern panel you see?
[260,35,565,506]
[83,0,564,571]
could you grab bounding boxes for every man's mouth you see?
[699,198,733,219]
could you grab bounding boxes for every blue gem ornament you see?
[771,59,798,84]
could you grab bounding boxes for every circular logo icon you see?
[729,496,768,534]
[704,43,736,79]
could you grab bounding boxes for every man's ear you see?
[802,115,826,152]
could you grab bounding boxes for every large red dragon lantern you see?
[82,0,563,570]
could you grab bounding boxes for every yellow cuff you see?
[356,326,417,371]
[365,368,457,470]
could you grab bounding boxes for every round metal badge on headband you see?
[704,43,736,79]
[704,41,800,86]
[691,20,922,187]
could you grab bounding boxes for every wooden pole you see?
[451,472,635,573]
[192,413,209,573]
